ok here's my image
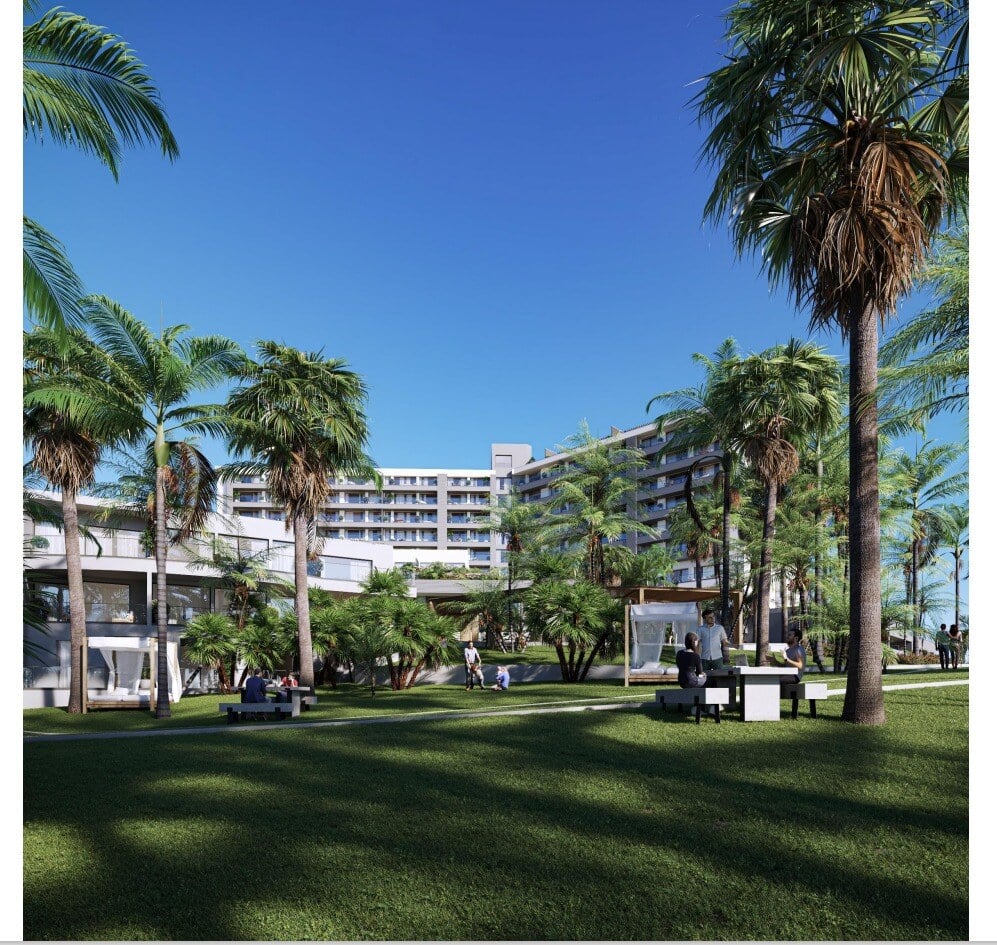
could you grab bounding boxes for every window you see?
[162,585,210,624]
[671,568,691,583]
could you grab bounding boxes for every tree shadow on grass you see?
[24,689,968,940]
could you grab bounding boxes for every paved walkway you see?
[23,677,969,744]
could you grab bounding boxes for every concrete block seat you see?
[780,681,828,719]
[218,702,296,723]
[655,687,729,724]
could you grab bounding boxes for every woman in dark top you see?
[676,632,707,689]
[948,624,963,669]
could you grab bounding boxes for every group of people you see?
[676,608,808,689]
[242,669,299,703]
[463,641,510,692]
[933,623,965,670]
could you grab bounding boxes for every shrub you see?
[896,651,940,665]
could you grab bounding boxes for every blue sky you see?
[24,0,953,469]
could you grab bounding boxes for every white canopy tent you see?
[87,635,183,707]
[625,602,702,685]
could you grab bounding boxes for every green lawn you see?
[24,683,967,940]
[477,644,755,665]
[23,668,964,736]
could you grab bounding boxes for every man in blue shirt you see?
[244,669,269,703]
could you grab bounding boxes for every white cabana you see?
[624,602,702,685]
[87,635,183,707]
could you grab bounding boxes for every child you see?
[491,666,510,692]
[468,664,486,690]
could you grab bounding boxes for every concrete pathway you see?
[23,677,969,744]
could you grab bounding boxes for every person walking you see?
[697,608,729,671]
[934,624,951,670]
[948,623,963,670]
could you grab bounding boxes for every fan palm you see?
[718,340,842,664]
[81,298,243,717]
[696,0,967,723]
[181,613,237,693]
[936,502,968,633]
[225,342,377,690]
[23,4,179,337]
[23,326,142,712]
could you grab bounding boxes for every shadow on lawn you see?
[24,690,968,941]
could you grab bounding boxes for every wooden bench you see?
[218,702,296,724]
[655,687,729,724]
[780,681,828,719]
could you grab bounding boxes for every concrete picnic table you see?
[707,666,798,722]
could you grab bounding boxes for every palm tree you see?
[937,503,968,635]
[696,1,967,723]
[536,422,658,587]
[23,326,141,713]
[483,494,540,649]
[225,342,377,690]
[181,613,237,693]
[880,226,968,426]
[718,341,842,664]
[23,4,179,337]
[85,298,243,717]
[889,441,966,647]
[648,338,744,630]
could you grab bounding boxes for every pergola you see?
[619,586,744,687]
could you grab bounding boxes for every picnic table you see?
[707,666,798,722]
[276,686,317,712]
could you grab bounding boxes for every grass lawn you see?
[477,644,756,665]
[24,683,967,940]
[22,668,963,736]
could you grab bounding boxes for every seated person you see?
[676,632,707,689]
[280,672,298,688]
[773,628,807,682]
[243,668,269,703]
[491,666,510,691]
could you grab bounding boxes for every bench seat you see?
[780,681,828,719]
[218,702,296,723]
[655,687,729,724]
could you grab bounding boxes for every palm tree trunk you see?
[720,455,733,630]
[293,511,315,689]
[62,488,87,714]
[553,641,570,682]
[842,305,885,724]
[954,546,961,633]
[780,568,789,643]
[910,538,920,653]
[754,479,777,665]
[154,465,171,718]
[694,553,703,588]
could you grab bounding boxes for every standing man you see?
[934,624,950,670]
[697,608,729,671]
[464,639,481,691]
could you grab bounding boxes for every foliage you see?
[181,613,237,692]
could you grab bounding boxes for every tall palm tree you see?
[536,422,658,587]
[889,441,966,646]
[648,338,744,630]
[225,342,377,690]
[23,326,141,713]
[23,4,179,337]
[483,494,540,648]
[85,298,243,717]
[719,341,842,664]
[937,502,968,634]
[696,1,967,723]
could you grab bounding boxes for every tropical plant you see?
[886,441,966,647]
[696,0,967,723]
[717,340,842,664]
[81,298,243,717]
[361,568,410,598]
[524,579,621,682]
[648,338,745,629]
[235,608,295,686]
[536,422,658,586]
[880,226,968,426]
[23,326,141,712]
[936,502,968,634]
[23,4,179,337]
[181,613,237,693]
[442,580,512,651]
[483,494,541,648]
[225,342,377,690]
[603,543,677,590]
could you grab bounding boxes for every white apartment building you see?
[221,443,533,572]
[23,493,395,708]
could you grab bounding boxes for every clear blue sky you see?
[24,0,951,469]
